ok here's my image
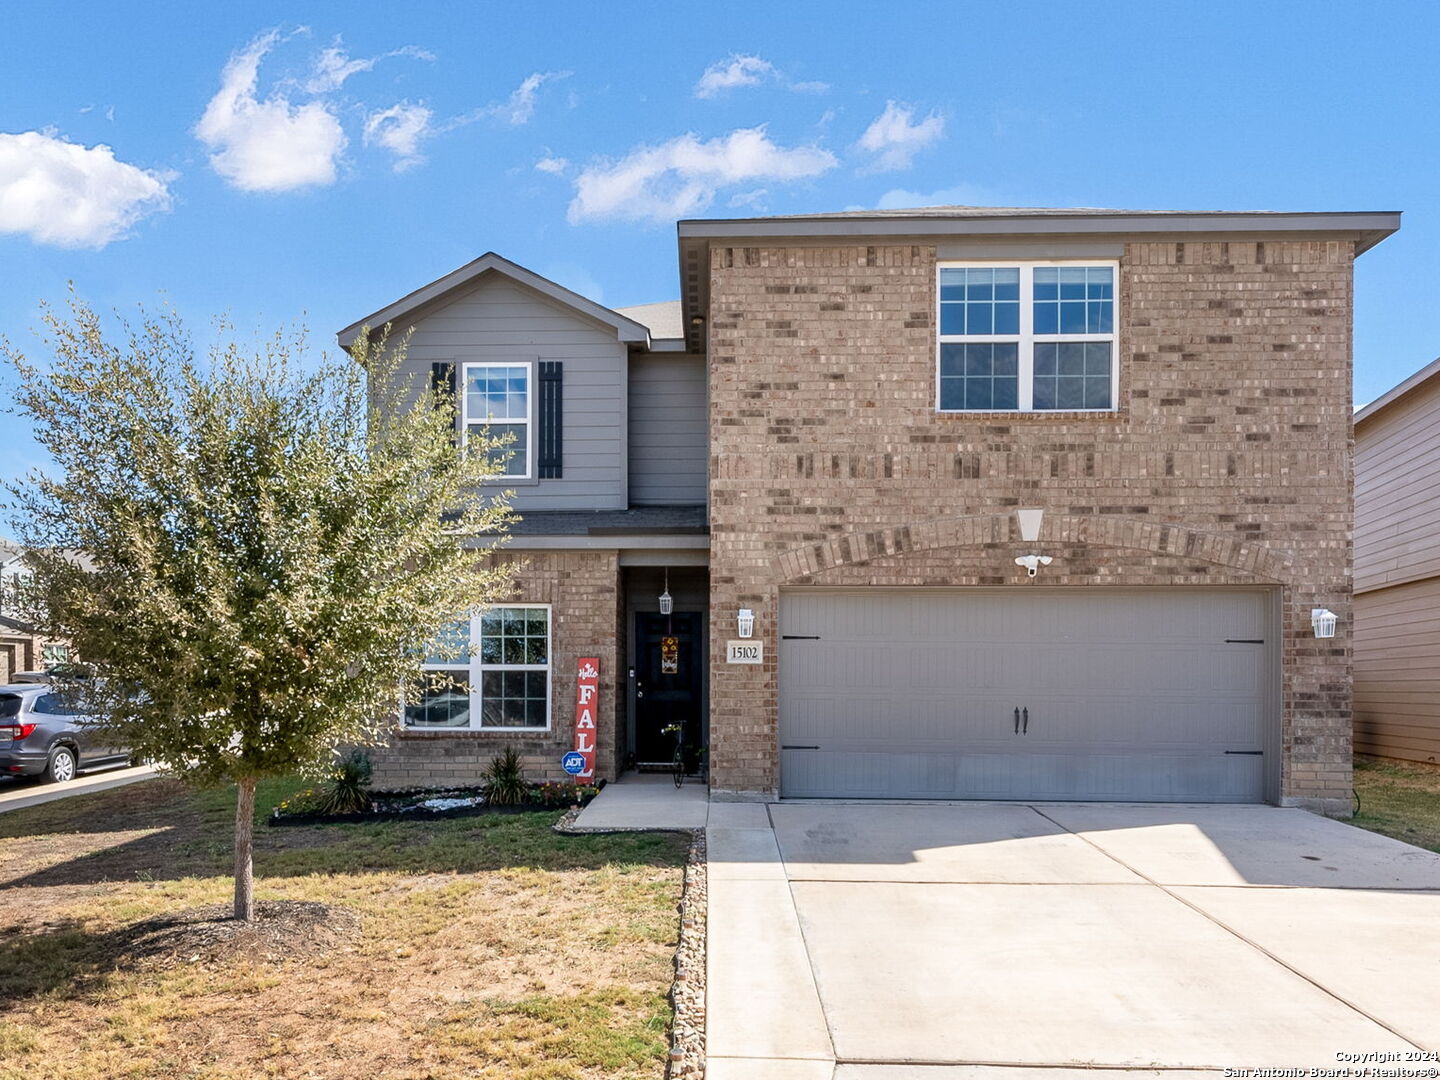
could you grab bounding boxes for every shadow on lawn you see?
[2,810,688,890]
[0,918,137,1003]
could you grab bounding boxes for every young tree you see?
[2,296,517,920]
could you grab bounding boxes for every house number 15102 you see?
[726,641,763,664]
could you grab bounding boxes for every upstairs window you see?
[462,363,532,479]
[938,262,1117,412]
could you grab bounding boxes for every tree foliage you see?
[2,295,518,917]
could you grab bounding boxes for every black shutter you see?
[431,362,457,444]
[538,361,563,478]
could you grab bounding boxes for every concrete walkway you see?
[706,802,1440,1079]
[0,763,157,814]
[570,770,708,830]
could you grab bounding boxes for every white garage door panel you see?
[779,588,1275,802]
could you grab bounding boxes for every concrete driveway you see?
[706,801,1440,1079]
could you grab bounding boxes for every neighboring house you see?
[1354,358,1440,765]
[341,207,1400,815]
[0,540,70,681]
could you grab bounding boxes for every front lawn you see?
[0,776,689,1079]
[1351,755,1440,853]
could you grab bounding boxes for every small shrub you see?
[276,787,324,816]
[312,750,373,815]
[483,747,529,806]
[533,781,600,809]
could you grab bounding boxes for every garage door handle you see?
[1014,707,1020,734]
[1022,707,1029,735]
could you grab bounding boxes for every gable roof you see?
[614,300,684,341]
[336,251,652,351]
[1355,356,1440,427]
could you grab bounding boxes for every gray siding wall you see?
[628,353,707,505]
[388,274,627,511]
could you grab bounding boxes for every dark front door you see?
[635,612,702,764]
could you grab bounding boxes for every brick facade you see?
[366,550,624,790]
[706,240,1355,813]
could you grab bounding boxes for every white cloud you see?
[695,55,775,97]
[485,72,566,125]
[363,102,432,171]
[568,126,836,225]
[305,41,434,93]
[856,100,944,173]
[0,130,172,248]
[727,188,769,211]
[195,30,347,192]
[534,155,569,175]
[694,54,828,98]
[875,184,996,210]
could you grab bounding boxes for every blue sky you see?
[2,1,1437,482]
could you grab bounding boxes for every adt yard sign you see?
[570,656,600,781]
[561,751,586,777]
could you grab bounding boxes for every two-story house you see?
[340,206,1399,815]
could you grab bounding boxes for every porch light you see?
[1311,608,1338,639]
[737,608,755,639]
[658,568,673,615]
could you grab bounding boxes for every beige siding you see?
[1354,576,1440,763]
[1355,376,1440,593]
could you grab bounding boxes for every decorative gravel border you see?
[551,814,707,1079]
[667,829,707,1079]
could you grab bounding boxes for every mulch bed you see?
[271,785,597,827]
[117,900,363,970]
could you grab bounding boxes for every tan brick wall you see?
[366,550,624,790]
[707,239,1354,813]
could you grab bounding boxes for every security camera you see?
[1014,553,1054,578]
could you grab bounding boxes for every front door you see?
[634,612,702,764]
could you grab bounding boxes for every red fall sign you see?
[572,657,599,782]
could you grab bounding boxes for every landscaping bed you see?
[270,781,600,827]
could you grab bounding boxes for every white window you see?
[937,262,1118,412]
[407,605,551,731]
[461,363,532,479]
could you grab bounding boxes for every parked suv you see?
[0,684,131,783]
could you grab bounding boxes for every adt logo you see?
[561,751,586,776]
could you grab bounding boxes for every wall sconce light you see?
[1311,608,1338,639]
[658,568,673,615]
[1014,554,1053,579]
[737,608,755,638]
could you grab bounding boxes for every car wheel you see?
[44,746,77,784]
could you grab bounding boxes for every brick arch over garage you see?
[771,513,1293,585]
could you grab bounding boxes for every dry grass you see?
[1351,755,1440,854]
[0,775,688,1079]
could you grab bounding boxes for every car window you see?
[0,694,20,720]
[32,692,86,717]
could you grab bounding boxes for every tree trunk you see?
[234,776,257,922]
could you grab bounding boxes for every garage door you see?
[779,588,1276,802]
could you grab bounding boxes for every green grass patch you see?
[1352,755,1440,853]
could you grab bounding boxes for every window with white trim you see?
[462,363,532,478]
[937,262,1118,412]
[406,605,551,730]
